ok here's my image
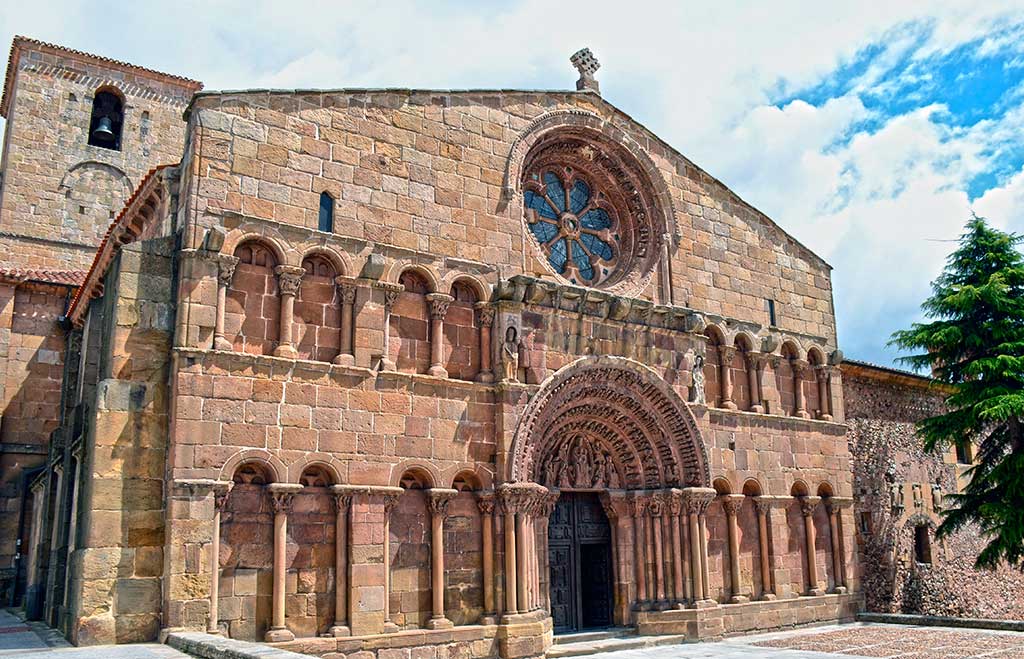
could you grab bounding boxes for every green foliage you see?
[890,216,1024,570]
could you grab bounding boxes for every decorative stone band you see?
[171,478,235,500]
[426,488,458,517]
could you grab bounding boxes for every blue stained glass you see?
[524,190,557,219]
[529,219,558,243]
[571,241,594,281]
[549,238,568,273]
[543,172,566,212]
[581,208,611,230]
[569,180,590,214]
[580,233,614,260]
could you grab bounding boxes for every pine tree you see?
[890,215,1024,570]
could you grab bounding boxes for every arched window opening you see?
[88,90,124,151]
[914,525,932,564]
[319,191,334,233]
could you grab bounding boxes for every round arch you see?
[508,356,710,489]
[298,244,352,277]
[381,260,442,292]
[222,229,289,267]
[219,449,287,484]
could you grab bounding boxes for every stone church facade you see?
[0,37,1009,657]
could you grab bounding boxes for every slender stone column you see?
[515,508,529,613]
[683,488,716,606]
[649,495,667,607]
[745,351,764,413]
[328,488,353,636]
[498,490,518,615]
[266,484,302,642]
[426,293,453,378]
[799,496,824,595]
[824,498,847,593]
[208,483,233,634]
[382,491,401,633]
[722,494,748,603]
[427,489,457,629]
[718,345,738,409]
[376,282,403,371]
[333,276,357,366]
[273,265,304,358]
[630,497,648,607]
[753,496,776,600]
[699,512,711,601]
[792,359,811,418]
[475,303,495,383]
[213,255,239,351]
[668,491,685,607]
[816,366,833,420]
[477,493,497,622]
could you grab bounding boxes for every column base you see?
[273,345,298,359]
[428,365,449,378]
[205,627,223,636]
[477,371,495,383]
[750,405,765,414]
[831,586,848,594]
[804,588,826,596]
[265,626,295,642]
[729,595,750,604]
[631,600,654,611]
[721,401,738,410]
[795,410,811,419]
[379,358,396,372]
[818,413,833,421]
[383,622,400,633]
[480,614,499,625]
[213,336,232,351]
[759,593,777,601]
[328,624,351,637]
[655,600,673,611]
[333,353,355,367]
[691,599,718,609]
[426,616,454,630]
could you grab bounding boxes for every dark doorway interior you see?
[548,492,613,633]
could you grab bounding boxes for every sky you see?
[2,1,1024,368]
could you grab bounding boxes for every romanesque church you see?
[0,36,1018,657]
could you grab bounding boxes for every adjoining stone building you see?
[0,36,1008,658]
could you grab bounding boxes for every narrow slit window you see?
[765,298,777,326]
[318,191,334,233]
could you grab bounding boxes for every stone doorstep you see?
[552,628,635,645]
[166,631,318,658]
[546,632,690,658]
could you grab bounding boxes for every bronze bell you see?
[92,116,114,141]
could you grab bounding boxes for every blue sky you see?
[2,1,1023,368]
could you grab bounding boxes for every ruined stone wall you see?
[0,41,196,270]
[844,367,1024,621]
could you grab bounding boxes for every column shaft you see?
[426,293,452,378]
[266,485,299,642]
[329,493,350,636]
[723,496,747,603]
[718,346,737,409]
[273,266,303,358]
[698,513,710,600]
[478,499,495,619]
[208,504,222,633]
[670,514,684,604]
[515,513,529,613]
[476,304,494,383]
[652,511,666,604]
[755,501,774,599]
[687,512,704,603]
[632,508,648,604]
[334,277,356,366]
[504,510,518,613]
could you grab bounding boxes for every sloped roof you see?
[1,35,202,117]
[0,267,86,286]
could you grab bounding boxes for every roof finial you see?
[570,48,600,94]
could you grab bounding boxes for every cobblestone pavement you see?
[0,610,188,658]
[589,624,1024,659]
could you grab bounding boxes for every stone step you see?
[553,628,635,645]
[547,633,690,658]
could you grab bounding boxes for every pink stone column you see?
[745,351,764,413]
[816,366,833,420]
[630,498,649,607]
[792,359,811,418]
[718,345,737,409]
[683,487,716,605]
[475,303,495,383]
[376,282,403,372]
[722,494,748,603]
[333,276,357,366]
[426,293,453,378]
[477,493,497,623]
[266,484,302,642]
[498,490,518,615]
[427,489,457,629]
[667,492,685,607]
[800,496,824,595]
[328,488,352,636]
[825,498,847,593]
[213,255,239,351]
[650,495,667,607]
[208,483,232,634]
[382,491,401,633]
[753,496,776,600]
[273,266,304,359]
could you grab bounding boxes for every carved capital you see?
[426,293,454,320]
[474,302,495,328]
[717,344,736,361]
[744,351,763,368]
[667,490,683,517]
[335,275,358,304]
[274,265,305,296]
[722,493,745,516]
[476,492,495,516]
[628,496,647,518]
[427,488,458,518]
[798,495,821,517]
[648,493,666,517]
[213,483,234,512]
[536,491,559,519]
[682,487,716,515]
[753,496,773,515]
[791,359,810,376]
[381,491,402,515]
[217,255,240,287]
[268,490,297,514]
[375,281,405,310]
[331,487,353,512]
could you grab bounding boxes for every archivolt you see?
[509,356,710,489]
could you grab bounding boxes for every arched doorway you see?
[508,356,711,629]
[548,492,613,632]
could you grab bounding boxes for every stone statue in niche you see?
[912,483,923,508]
[539,436,621,489]
[931,481,943,512]
[691,354,706,404]
[501,326,520,382]
[890,481,904,513]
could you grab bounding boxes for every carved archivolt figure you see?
[537,436,621,490]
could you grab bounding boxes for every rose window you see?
[524,168,618,286]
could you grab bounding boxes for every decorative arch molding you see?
[381,260,443,293]
[221,226,293,266]
[442,272,491,302]
[58,159,132,193]
[440,462,494,491]
[218,449,287,484]
[297,244,353,277]
[286,453,345,485]
[509,356,710,490]
[388,459,443,489]
[904,511,938,530]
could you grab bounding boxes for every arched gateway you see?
[505,357,712,632]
